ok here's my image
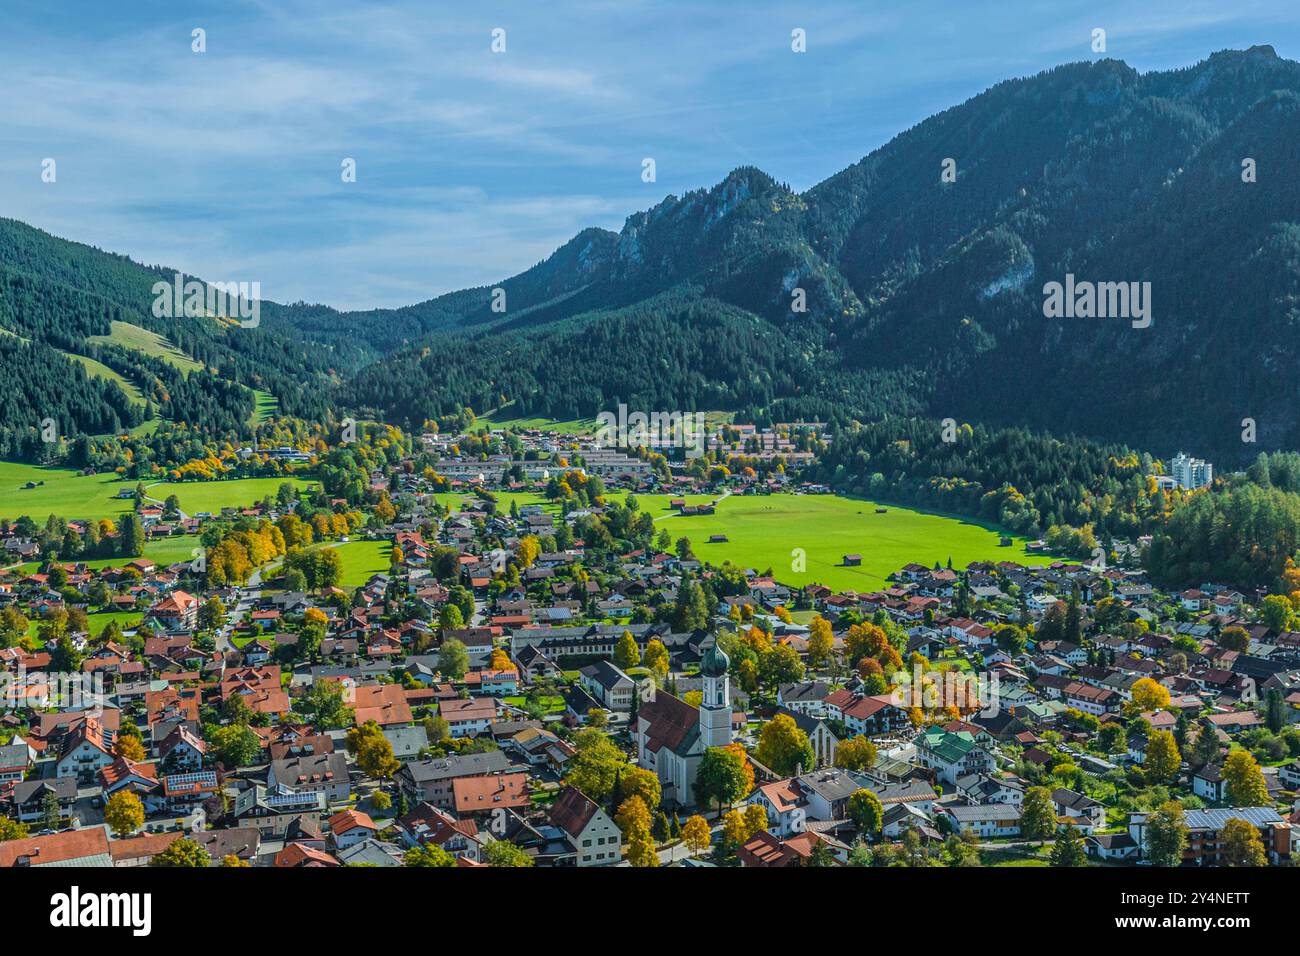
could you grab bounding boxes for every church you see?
[632,642,733,808]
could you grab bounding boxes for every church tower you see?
[698,642,732,748]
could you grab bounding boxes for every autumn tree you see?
[681,815,711,854]
[834,735,878,772]
[1220,817,1267,867]
[617,765,662,811]
[755,713,815,777]
[1219,626,1250,653]
[105,790,144,837]
[0,816,29,842]
[807,615,834,667]
[626,827,659,867]
[613,630,640,670]
[642,639,670,685]
[1223,750,1269,806]
[114,734,146,762]
[1145,729,1182,785]
[514,535,541,569]
[743,803,768,841]
[615,795,653,837]
[1130,677,1171,712]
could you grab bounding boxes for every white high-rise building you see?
[1170,452,1213,490]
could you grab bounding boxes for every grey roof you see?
[874,779,938,804]
[0,743,31,767]
[337,838,404,867]
[1052,787,1102,811]
[942,804,1023,822]
[579,659,635,692]
[795,769,867,804]
[383,725,430,757]
[399,750,509,783]
[11,777,77,804]
[778,681,830,704]
[269,751,349,787]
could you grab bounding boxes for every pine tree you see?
[1050,824,1087,867]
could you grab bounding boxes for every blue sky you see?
[2,0,1298,309]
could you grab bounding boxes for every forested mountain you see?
[331,45,1300,464]
[3,47,1299,466]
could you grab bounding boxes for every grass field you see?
[331,540,391,587]
[144,477,316,515]
[640,493,1059,590]
[0,462,135,523]
[250,389,279,426]
[86,320,203,374]
[27,609,144,640]
[62,352,146,405]
[0,461,317,523]
[474,408,597,435]
[434,490,1057,591]
[17,534,203,574]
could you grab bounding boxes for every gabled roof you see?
[548,786,602,839]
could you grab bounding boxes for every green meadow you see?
[0,461,315,524]
[434,490,1057,591]
[15,534,204,574]
[331,540,391,588]
[143,477,315,515]
[86,320,203,373]
[0,462,135,523]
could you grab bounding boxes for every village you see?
[0,421,1297,870]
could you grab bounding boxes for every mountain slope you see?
[3,47,1299,464]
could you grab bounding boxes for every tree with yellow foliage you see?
[1145,729,1181,785]
[807,615,834,667]
[681,815,711,855]
[743,803,768,840]
[834,735,878,772]
[721,809,748,849]
[514,534,541,569]
[618,765,662,811]
[615,795,652,837]
[114,734,146,762]
[625,827,659,867]
[1130,677,1171,712]
[105,790,144,838]
[1223,750,1270,806]
[643,639,669,685]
